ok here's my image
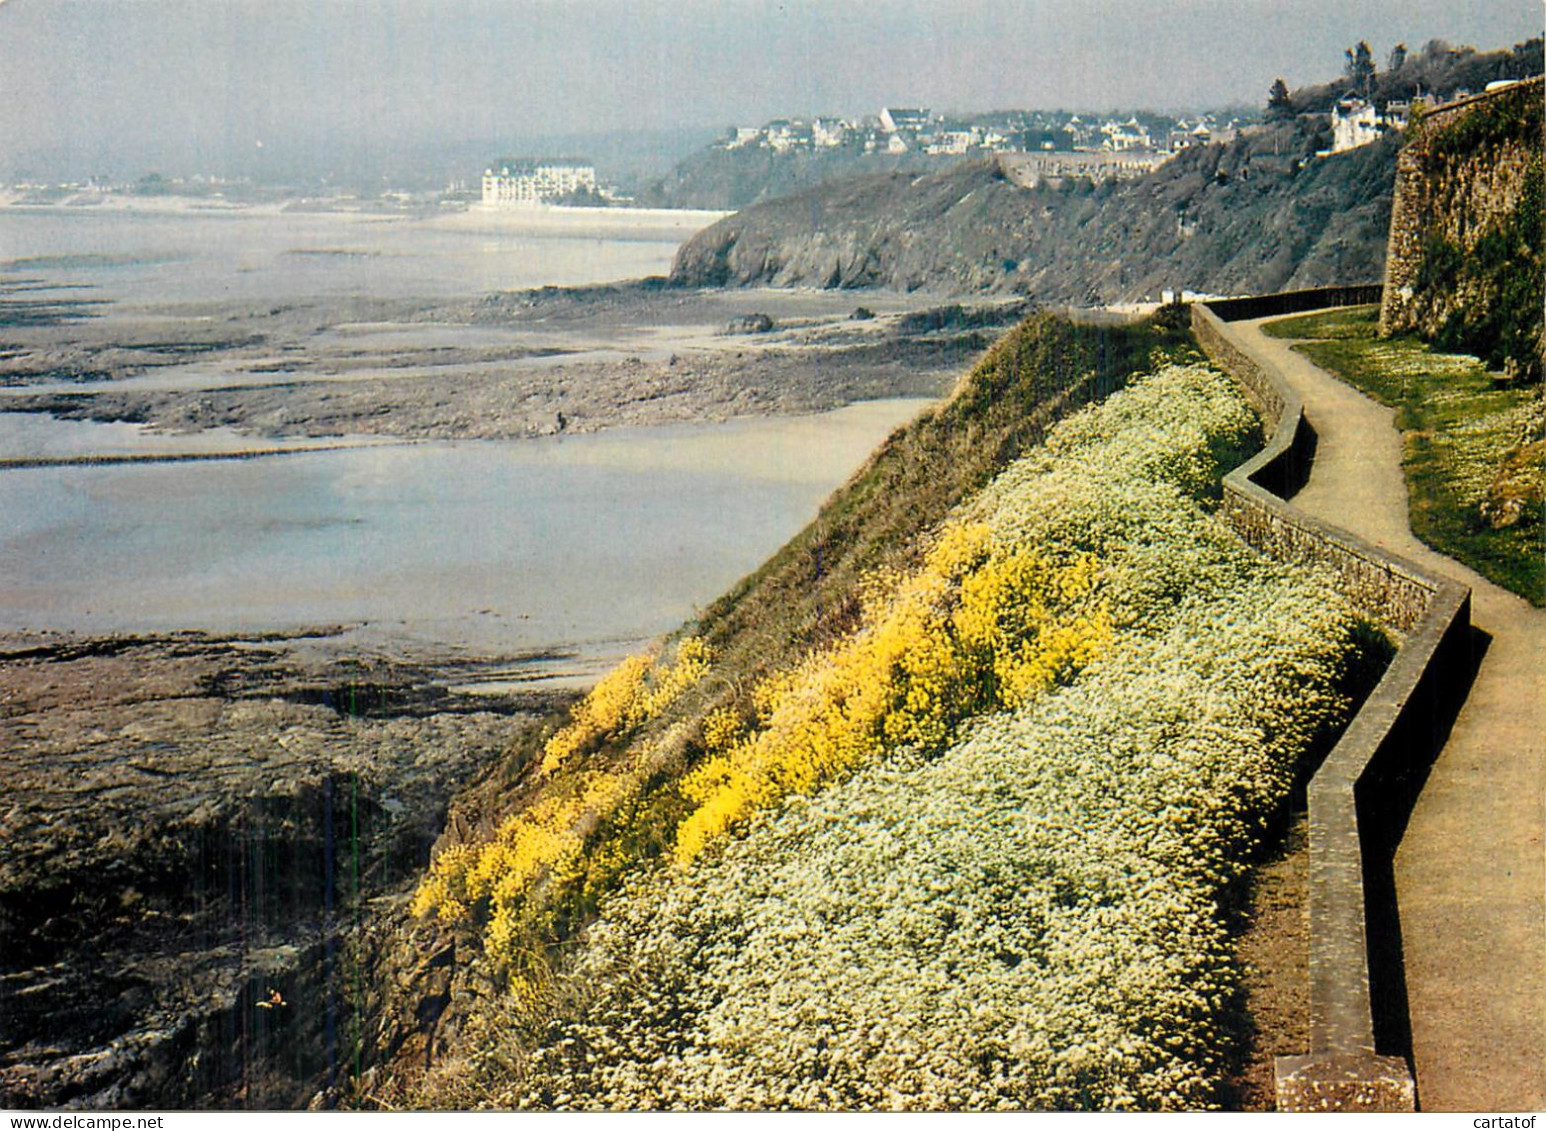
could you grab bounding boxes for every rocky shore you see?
[0,627,580,1108]
[1,281,1018,445]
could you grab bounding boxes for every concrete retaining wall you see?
[1191,295,1472,1112]
[1204,285,1385,327]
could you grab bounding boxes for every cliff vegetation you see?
[372,313,1388,1109]
[1289,36,1542,114]
[669,122,1399,301]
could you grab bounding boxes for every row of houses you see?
[721,107,1246,159]
[721,83,1516,172]
[480,82,1510,209]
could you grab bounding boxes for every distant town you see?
[478,106,1256,208]
[477,83,1513,209]
[2,81,1520,214]
[722,105,1239,162]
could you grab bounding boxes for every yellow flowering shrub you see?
[540,637,712,774]
[538,654,653,774]
[955,551,1107,706]
[673,523,1110,863]
[701,705,745,753]
[415,766,650,966]
[414,637,713,967]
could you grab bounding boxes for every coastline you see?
[0,190,729,233]
[0,242,1021,1107]
[445,201,730,232]
[0,186,1053,1108]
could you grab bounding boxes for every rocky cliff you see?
[670,119,1400,302]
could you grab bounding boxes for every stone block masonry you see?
[1380,77,1544,369]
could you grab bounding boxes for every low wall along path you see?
[1194,295,1545,1112]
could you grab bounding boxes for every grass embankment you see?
[392,310,1391,1110]
[411,313,1192,960]
[500,366,1381,1110]
[1265,305,1544,604]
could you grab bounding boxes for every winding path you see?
[1225,315,1545,1111]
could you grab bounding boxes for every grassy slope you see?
[382,311,1203,1099]
[402,351,1386,1112]
[1265,305,1544,604]
[695,312,1191,669]
[417,310,1200,913]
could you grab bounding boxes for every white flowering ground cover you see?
[504,364,1379,1111]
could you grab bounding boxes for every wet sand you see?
[1,282,1008,440]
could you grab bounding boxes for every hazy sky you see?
[0,0,1538,178]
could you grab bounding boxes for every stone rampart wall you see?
[1217,494,1440,631]
[1192,298,1472,1111]
[1379,77,1545,354]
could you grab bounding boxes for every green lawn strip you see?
[1260,306,1379,342]
[1267,305,1543,605]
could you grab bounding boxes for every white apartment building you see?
[482,159,597,206]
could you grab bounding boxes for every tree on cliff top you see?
[1267,78,1295,120]
[1345,40,1377,98]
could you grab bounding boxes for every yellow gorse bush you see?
[410,769,641,920]
[411,527,1110,965]
[539,637,712,774]
[673,522,1110,863]
[412,638,713,966]
[954,545,1105,707]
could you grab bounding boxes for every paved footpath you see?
[1227,316,1545,1112]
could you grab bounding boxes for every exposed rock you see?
[724,312,775,334]
[670,127,1402,301]
[0,630,565,1109]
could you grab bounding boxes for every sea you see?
[0,201,708,302]
[0,203,929,665]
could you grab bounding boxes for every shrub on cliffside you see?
[402,312,1194,1006]
[506,365,1375,1111]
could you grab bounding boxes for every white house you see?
[1063,116,1101,150]
[1330,98,1381,153]
[812,118,852,148]
[925,129,977,155]
[1102,117,1152,151]
[765,120,814,153]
